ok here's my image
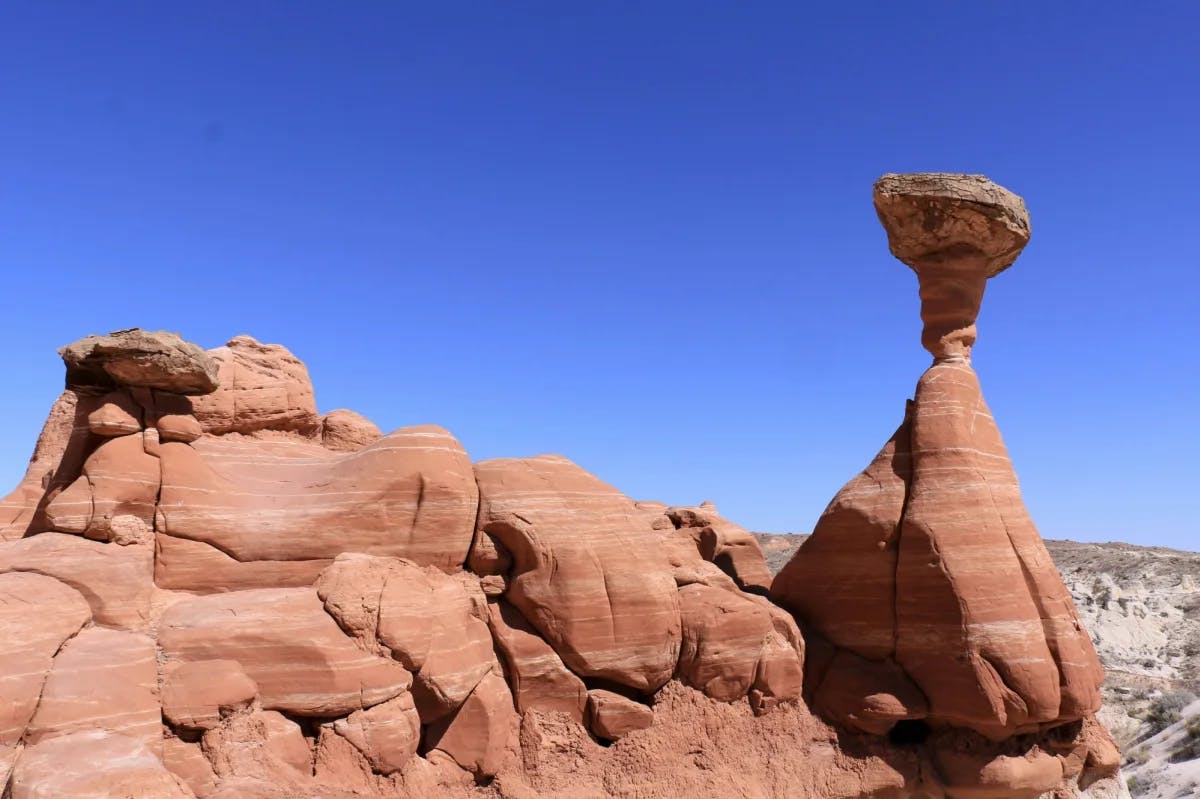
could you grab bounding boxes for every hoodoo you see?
[773,174,1112,790]
[0,176,1122,798]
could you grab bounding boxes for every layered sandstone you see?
[0,176,1120,799]
[773,174,1107,748]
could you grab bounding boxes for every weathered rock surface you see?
[487,599,587,720]
[9,731,194,799]
[155,426,478,590]
[159,587,412,716]
[474,454,682,693]
[320,409,382,452]
[0,572,91,745]
[585,689,654,741]
[0,174,1119,798]
[25,627,160,748]
[60,328,220,395]
[0,532,153,629]
[189,335,318,435]
[161,659,258,732]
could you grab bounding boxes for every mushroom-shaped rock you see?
[585,690,654,741]
[474,455,682,693]
[873,173,1030,360]
[9,731,194,799]
[158,587,411,716]
[772,174,1102,742]
[0,572,92,745]
[189,336,318,435]
[161,659,258,732]
[320,409,382,452]
[60,328,219,395]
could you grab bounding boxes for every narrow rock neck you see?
[914,256,990,362]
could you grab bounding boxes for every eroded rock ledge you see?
[0,175,1123,799]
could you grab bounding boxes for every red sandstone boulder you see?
[895,361,1102,736]
[87,390,143,437]
[474,455,682,693]
[486,599,588,721]
[24,628,160,749]
[157,413,203,443]
[159,587,411,716]
[161,660,258,732]
[425,671,515,778]
[189,336,318,435]
[155,426,477,590]
[585,689,654,741]
[203,710,313,786]
[332,693,421,775]
[162,738,217,798]
[320,409,382,452]
[0,391,89,542]
[0,532,153,629]
[9,731,194,799]
[0,573,92,745]
[315,554,496,722]
[677,582,804,706]
[666,503,773,593]
[45,432,159,544]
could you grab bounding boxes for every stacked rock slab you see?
[772,176,1106,751]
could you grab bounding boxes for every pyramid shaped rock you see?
[773,173,1103,740]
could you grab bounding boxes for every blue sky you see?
[1,3,1196,547]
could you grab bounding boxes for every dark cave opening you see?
[887,719,931,746]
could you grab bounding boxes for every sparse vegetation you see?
[1142,690,1196,736]
[1168,717,1200,764]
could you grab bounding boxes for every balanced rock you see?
[60,328,219,395]
[773,173,1103,740]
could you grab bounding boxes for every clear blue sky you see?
[1,3,1196,548]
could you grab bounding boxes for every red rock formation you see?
[0,176,1120,798]
[772,174,1107,755]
